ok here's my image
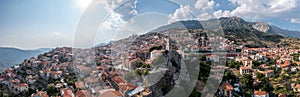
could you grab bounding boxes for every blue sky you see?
[0,0,299,49]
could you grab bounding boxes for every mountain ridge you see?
[152,17,300,38]
[150,16,300,48]
[0,47,52,72]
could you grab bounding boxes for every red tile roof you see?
[254,90,267,95]
[18,83,28,87]
[75,81,85,89]
[295,84,300,89]
[9,79,20,83]
[129,58,142,63]
[240,66,251,70]
[118,83,137,91]
[220,82,233,91]
[31,91,48,97]
[112,76,126,84]
[75,90,92,97]
[60,89,74,97]
[98,90,122,97]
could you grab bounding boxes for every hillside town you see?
[218,47,300,97]
[1,29,300,97]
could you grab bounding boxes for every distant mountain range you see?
[152,16,300,48]
[0,47,51,72]
[95,41,113,47]
[154,16,300,37]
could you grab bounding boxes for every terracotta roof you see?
[266,70,274,73]
[254,90,267,95]
[31,91,48,97]
[9,79,21,83]
[75,90,92,97]
[18,83,28,87]
[240,66,251,70]
[75,81,85,89]
[98,90,122,97]
[295,84,300,89]
[118,83,137,91]
[279,62,290,68]
[112,76,126,84]
[60,89,74,97]
[50,71,62,75]
[220,82,233,91]
[84,77,99,84]
[129,58,142,63]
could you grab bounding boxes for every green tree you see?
[291,63,298,66]
[296,79,300,84]
[142,69,149,76]
[291,54,300,61]
[224,70,236,81]
[252,60,261,68]
[274,86,279,92]
[235,61,242,69]
[228,60,235,68]
[256,72,265,81]
[199,55,206,61]
[134,69,141,75]
[241,74,254,89]
[142,64,151,68]
[148,46,162,52]
[46,85,58,96]
[136,61,144,68]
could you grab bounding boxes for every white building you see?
[240,66,251,75]
[150,50,162,60]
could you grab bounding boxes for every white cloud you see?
[213,10,231,18]
[194,0,207,9]
[113,0,138,21]
[197,12,213,20]
[103,0,124,12]
[215,3,220,7]
[194,0,215,17]
[214,0,298,20]
[102,0,138,21]
[169,0,217,23]
[195,0,214,9]
[168,5,195,23]
[97,0,139,33]
[291,18,300,23]
[269,0,297,13]
[207,1,215,8]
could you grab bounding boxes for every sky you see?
[0,0,299,49]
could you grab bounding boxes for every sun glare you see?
[77,0,92,10]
